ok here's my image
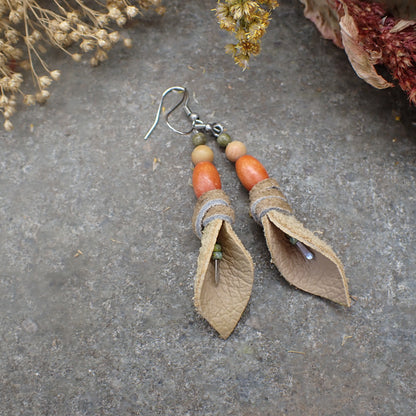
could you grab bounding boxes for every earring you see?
[179,93,350,307]
[232,154,351,307]
[146,86,351,308]
[145,87,254,339]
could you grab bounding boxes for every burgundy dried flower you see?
[338,0,416,104]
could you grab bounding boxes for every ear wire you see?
[144,86,192,140]
[144,86,224,140]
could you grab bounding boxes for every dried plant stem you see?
[0,0,165,131]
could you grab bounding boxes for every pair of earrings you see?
[145,87,351,339]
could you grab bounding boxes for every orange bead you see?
[225,140,247,162]
[192,161,222,198]
[235,155,269,191]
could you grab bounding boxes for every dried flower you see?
[126,6,140,18]
[109,31,120,43]
[95,49,108,62]
[108,7,122,20]
[116,16,127,27]
[23,95,36,106]
[123,37,133,48]
[50,70,61,81]
[336,0,416,105]
[72,53,82,62]
[216,0,278,69]
[0,0,163,130]
[35,89,50,104]
[38,76,52,89]
[4,119,13,131]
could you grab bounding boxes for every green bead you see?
[212,251,223,260]
[192,133,206,147]
[213,243,222,252]
[216,133,232,148]
[288,236,298,245]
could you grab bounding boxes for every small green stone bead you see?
[216,133,232,148]
[192,133,207,147]
[213,243,222,252]
[212,251,223,260]
[289,236,298,245]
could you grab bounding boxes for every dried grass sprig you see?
[0,0,165,131]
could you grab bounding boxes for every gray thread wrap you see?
[249,178,293,224]
[193,190,235,239]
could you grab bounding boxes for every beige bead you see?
[225,140,247,162]
[191,145,214,165]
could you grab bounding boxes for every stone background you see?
[1,1,415,415]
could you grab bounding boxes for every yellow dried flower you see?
[243,1,258,16]
[216,0,278,69]
[240,39,261,55]
[219,16,236,31]
[230,4,244,20]
[235,53,250,70]
[216,3,229,20]
[247,22,266,41]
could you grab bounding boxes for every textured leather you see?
[192,190,254,339]
[250,178,351,307]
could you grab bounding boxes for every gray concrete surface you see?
[1,1,415,415]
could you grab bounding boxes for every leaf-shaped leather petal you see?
[192,190,254,339]
[250,178,350,307]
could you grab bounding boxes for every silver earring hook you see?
[144,86,194,140]
[144,86,225,141]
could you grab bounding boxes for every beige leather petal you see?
[250,178,350,307]
[192,190,254,339]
